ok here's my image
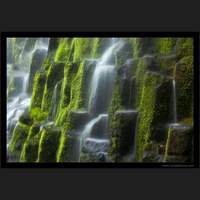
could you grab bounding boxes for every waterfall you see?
[49,80,62,121]
[80,39,124,160]
[172,79,177,123]
[7,38,49,145]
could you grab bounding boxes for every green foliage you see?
[30,108,48,122]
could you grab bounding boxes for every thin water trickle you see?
[172,79,177,123]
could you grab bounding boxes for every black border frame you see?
[1,32,199,168]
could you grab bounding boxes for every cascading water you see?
[7,38,49,145]
[80,39,124,160]
[172,79,177,124]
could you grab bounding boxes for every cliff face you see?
[7,37,194,163]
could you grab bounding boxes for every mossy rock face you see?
[151,78,172,142]
[8,122,31,161]
[164,125,193,162]
[30,72,47,110]
[175,56,193,120]
[56,130,69,162]
[41,62,64,114]
[133,38,156,57]
[135,72,163,162]
[27,49,47,94]
[60,131,81,162]
[54,38,72,63]
[56,61,91,125]
[154,54,177,76]
[37,127,61,162]
[175,38,193,59]
[109,110,138,162]
[20,124,41,162]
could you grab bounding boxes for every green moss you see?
[56,61,87,125]
[56,129,69,162]
[175,56,193,120]
[176,38,193,59]
[30,72,46,110]
[8,122,31,160]
[20,124,41,162]
[54,38,72,63]
[156,38,176,55]
[135,72,162,162]
[72,38,93,62]
[30,108,48,123]
[37,127,61,162]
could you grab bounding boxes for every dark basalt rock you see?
[38,126,61,162]
[110,110,138,162]
[165,124,193,162]
[69,111,90,130]
[151,78,172,142]
[90,115,108,139]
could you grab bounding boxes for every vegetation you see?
[7,37,194,163]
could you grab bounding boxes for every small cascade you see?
[79,39,124,161]
[49,80,62,121]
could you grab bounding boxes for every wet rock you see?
[109,110,138,162]
[69,111,90,130]
[38,126,61,162]
[164,124,193,162]
[83,138,110,153]
[27,49,47,94]
[89,115,108,138]
[151,78,172,142]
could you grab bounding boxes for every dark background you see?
[0,0,199,199]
